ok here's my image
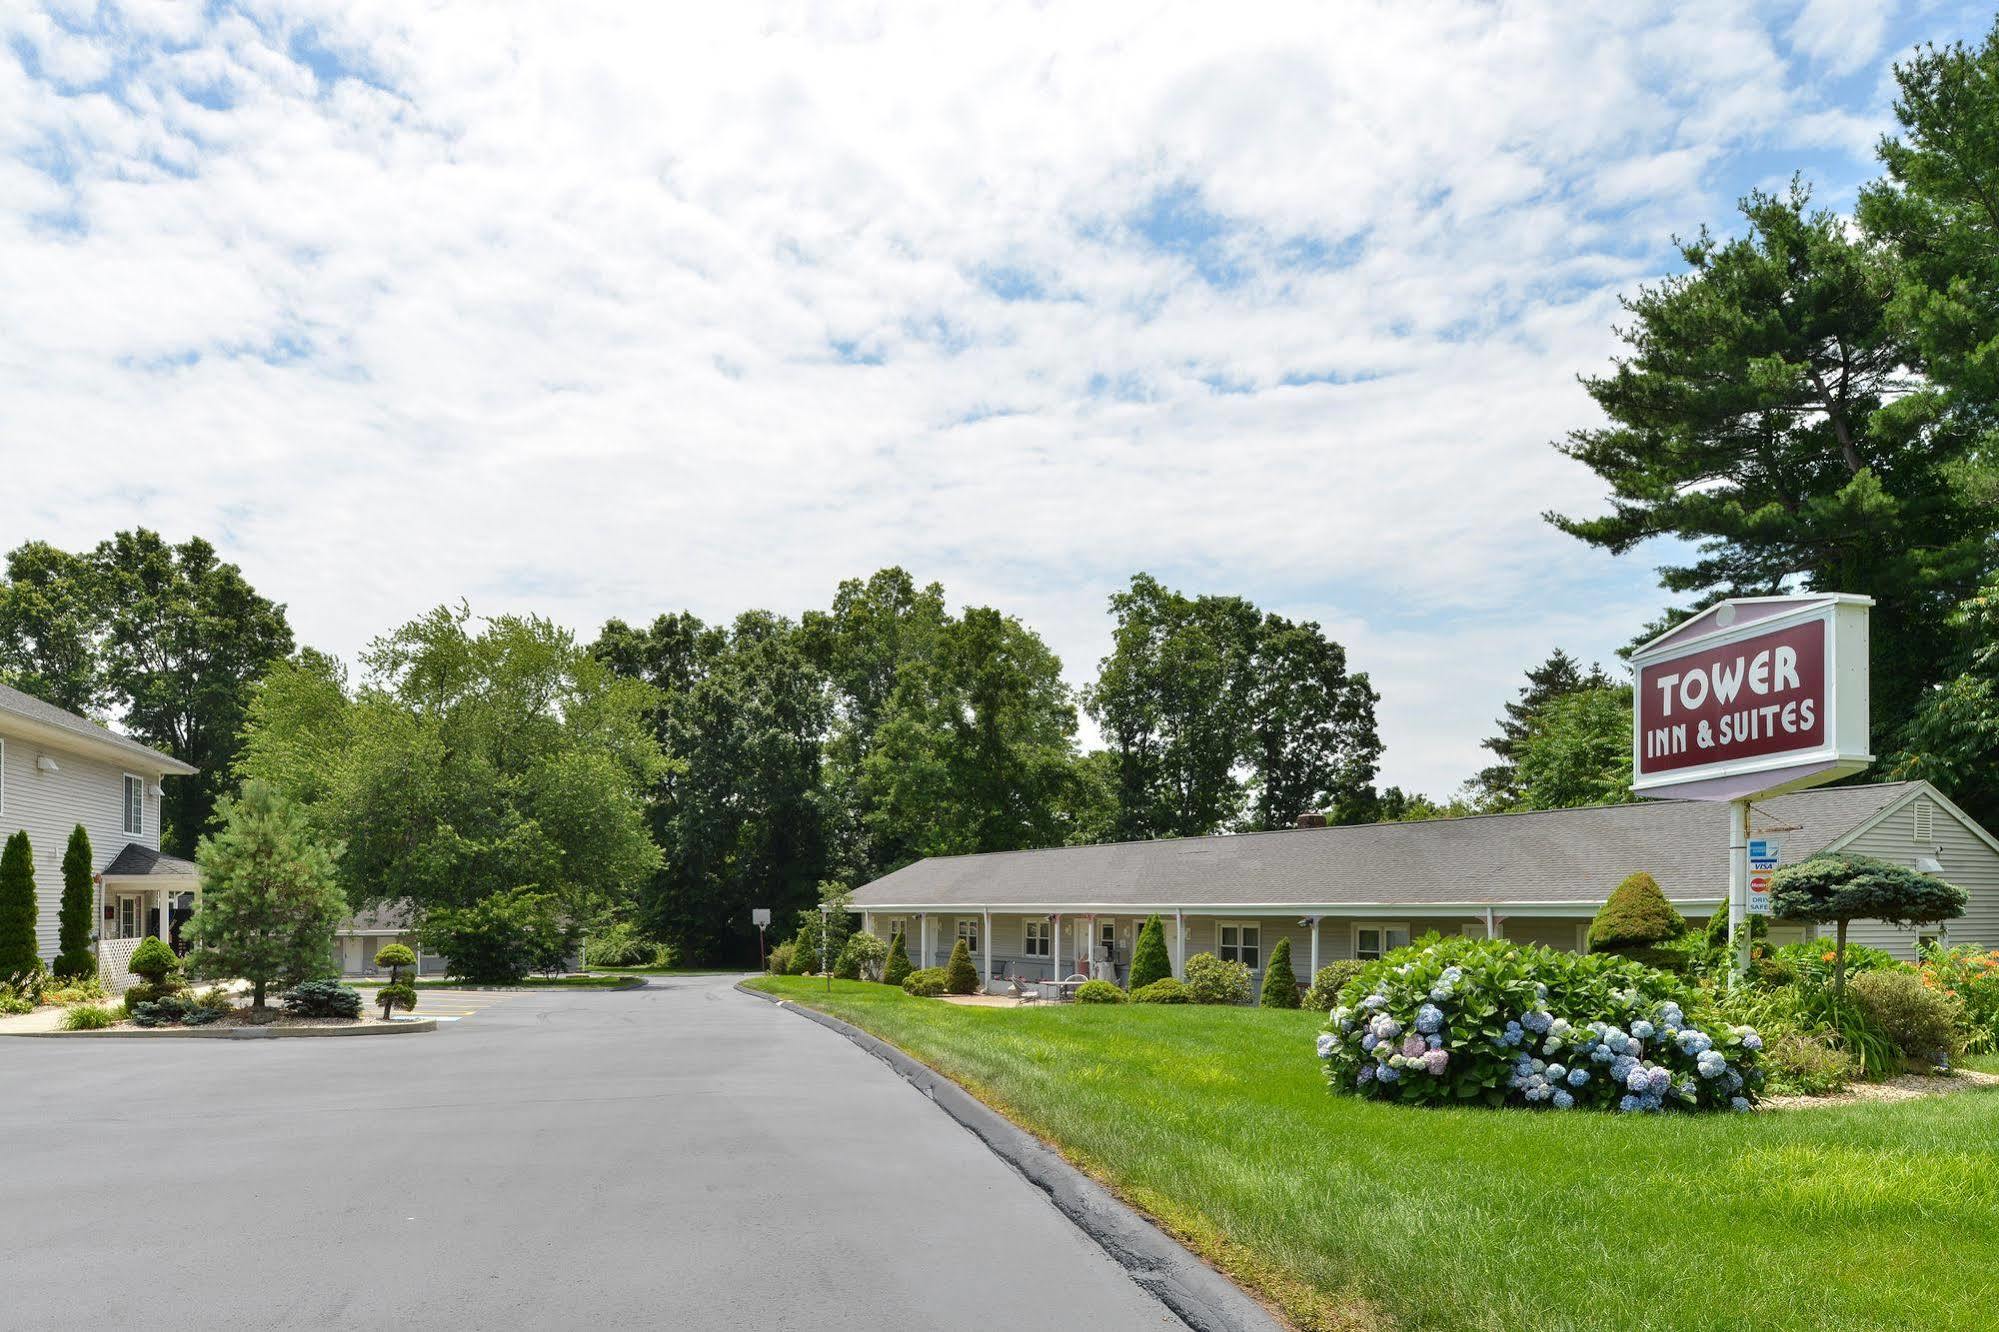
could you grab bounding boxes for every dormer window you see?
[122,774,144,835]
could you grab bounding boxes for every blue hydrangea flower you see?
[1357,1065,1375,1085]
[1590,1043,1615,1064]
[1618,1094,1641,1112]
[1625,1066,1651,1093]
[1502,1021,1524,1047]
[1630,1019,1655,1039]
[1697,1049,1727,1079]
[1741,1030,1764,1051]
[1545,1063,1567,1082]
[1361,993,1388,1011]
[1378,1065,1401,1083]
[1521,1010,1553,1034]
[1566,1067,1589,1087]
[1361,1033,1379,1053]
[1730,1096,1751,1113]
[1415,1003,1444,1034]
[1317,1033,1336,1059]
[1610,1055,1637,1082]
[1647,1067,1672,1095]
[1426,1033,1444,1050]
[1551,1089,1574,1110]
[1428,984,1454,1003]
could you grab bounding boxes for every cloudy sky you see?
[2,0,1988,796]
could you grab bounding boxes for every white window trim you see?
[1218,920,1263,969]
[1023,919,1051,958]
[1353,921,1412,962]
[122,772,145,836]
[115,892,143,941]
[884,917,907,945]
[955,917,980,953]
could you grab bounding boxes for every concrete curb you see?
[736,981,1284,1332]
[4,1019,440,1039]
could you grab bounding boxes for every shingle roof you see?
[851,781,1928,911]
[0,682,197,775]
[102,842,200,880]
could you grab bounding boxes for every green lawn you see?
[749,976,1999,1332]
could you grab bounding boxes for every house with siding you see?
[850,780,1999,993]
[0,683,198,983]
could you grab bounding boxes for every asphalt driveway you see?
[0,973,1180,1330]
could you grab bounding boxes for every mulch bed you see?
[1760,1067,1999,1110]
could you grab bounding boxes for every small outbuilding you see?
[849,780,1999,993]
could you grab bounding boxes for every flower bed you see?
[1319,938,1763,1112]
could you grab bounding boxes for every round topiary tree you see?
[944,938,979,994]
[127,936,183,988]
[1259,936,1300,1008]
[1769,852,1968,997]
[881,931,912,988]
[55,825,96,981]
[0,830,39,979]
[375,943,418,1020]
[1588,872,1687,959]
[1128,914,1172,991]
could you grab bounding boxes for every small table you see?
[1040,979,1086,1002]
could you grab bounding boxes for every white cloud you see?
[0,0,1932,795]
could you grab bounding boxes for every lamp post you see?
[820,904,831,994]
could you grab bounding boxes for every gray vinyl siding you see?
[1837,794,1999,959]
[0,721,170,964]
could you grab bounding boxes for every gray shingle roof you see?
[0,682,197,775]
[102,842,200,880]
[851,781,1927,911]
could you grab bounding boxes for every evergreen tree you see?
[54,824,94,980]
[187,781,348,1016]
[1588,872,1687,956]
[1128,914,1172,990]
[1510,686,1635,811]
[1769,853,1967,997]
[1259,936,1300,1008]
[1476,650,1610,805]
[944,938,979,994]
[882,930,912,988]
[0,831,36,977]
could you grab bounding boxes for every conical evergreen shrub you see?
[0,831,38,977]
[1588,872,1686,952]
[1129,914,1172,991]
[944,938,979,994]
[882,931,912,987]
[55,825,95,980]
[1259,935,1300,1008]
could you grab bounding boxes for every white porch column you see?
[156,887,172,942]
[1174,910,1186,980]
[1484,907,1497,940]
[1309,917,1321,978]
[1051,913,1062,981]
[919,913,930,969]
[982,909,993,991]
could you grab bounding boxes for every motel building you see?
[849,780,1999,995]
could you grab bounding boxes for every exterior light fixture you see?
[35,755,59,773]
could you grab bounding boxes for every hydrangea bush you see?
[1319,937,1762,1113]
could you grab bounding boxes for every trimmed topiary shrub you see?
[902,966,948,997]
[1131,977,1190,1004]
[122,982,166,1012]
[0,831,37,979]
[1770,853,1968,997]
[1184,953,1252,1005]
[1260,937,1300,1008]
[1128,914,1173,991]
[944,938,979,994]
[1589,872,1687,956]
[375,943,417,976]
[1074,979,1126,1004]
[1321,937,1763,1112]
[62,1003,119,1031]
[1850,969,1963,1066]
[379,981,418,1017]
[55,825,96,981]
[882,932,913,988]
[127,937,184,988]
[1306,961,1366,1012]
[281,979,364,1019]
[375,943,418,1018]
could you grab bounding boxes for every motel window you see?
[1918,932,1943,955]
[1218,922,1261,970]
[1023,919,1051,958]
[1354,923,1411,962]
[884,917,907,946]
[1100,919,1116,958]
[956,917,980,954]
[122,774,144,836]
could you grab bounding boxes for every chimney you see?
[1295,812,1328,829]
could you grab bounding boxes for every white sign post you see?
[1629,595,1872,979]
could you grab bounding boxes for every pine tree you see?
[187,780,347,1016]
[881,930,912,987]
[1476,650,1609,804]
[1259,936,1300,1008]
[1129,914,1172,990]
[54,824,94,980]
[944,938,979,994]
[0,831,38,977]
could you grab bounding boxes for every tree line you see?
[0,550,1383,964]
